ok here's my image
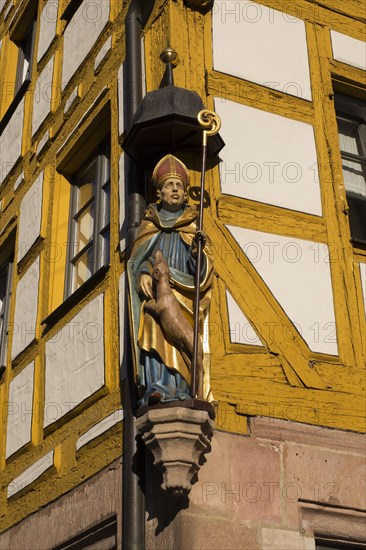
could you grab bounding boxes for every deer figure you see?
[144,249,203,398]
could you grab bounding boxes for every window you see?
[14,18,36,95]
[65,140,110,297]
[335,93,366,245]
[0,250,14,376]
[0,8,37,134]
[316,541,365,550]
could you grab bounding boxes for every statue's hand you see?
[192,231,207,258]
[139,273,154,299]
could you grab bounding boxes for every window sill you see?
[42,264,110,329]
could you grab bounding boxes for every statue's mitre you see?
[152,154,190,189]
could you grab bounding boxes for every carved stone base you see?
[136,405,215,494]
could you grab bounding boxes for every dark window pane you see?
[73,246,95,290]
[335,93,366,244]
[74,203,95,255]
[65,139,111,296]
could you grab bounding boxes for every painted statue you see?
[127,154,214,406]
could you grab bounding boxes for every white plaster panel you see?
[37,0,59,62]
[64,86,79,114]
[118,63,124,135]
[225,290,262,346]
[94,35,111,71]
[216,99,322,216]
[32,56,54,136]
[17,172,44,261]
[213,1,312,100]
[226,225,338,355]
[3,1,11,19]
[62,0,110,89]
[360,263,366,318]
[11,257,40,360]
[8,451,54,498]
[44,294,105,427]
[36,130,50,156]
[331,31,366,71]
[0,98,24,183]
[14,172,24,192]
[76,409,123,450]
[6,362,34,458]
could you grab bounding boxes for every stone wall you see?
[2,418,364,549]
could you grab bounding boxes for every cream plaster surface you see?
[44,294,105,427]
[11,257,40,360]
[226,290,262,346]
[213,1,312,100]
[37,0,59,62]
[62,0,110,89]
[226,225,338,355]
[6,362,35,458]
[32,56,54,136]
[76,409,123,450]
[360,263,366,317]
[0,98,24,183]
[13,172,24,192]
[36,130,50,156]
[331,31,366,71]
[64,86,79,114]
[94,36,111,71]
[7,451,54,498]
[215,99,322,216]
[17,172,43,261]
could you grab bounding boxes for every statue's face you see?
[157,177,187,212]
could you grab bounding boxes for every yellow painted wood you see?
[207,72,315,127]
[309,23,365,367]
[2,422,122,531]
[31,353,44,447]
[211,353,287,384]
[1,0,366,536]
[213,378,365,433]
[0,38,17,117]
[47,172,70,313]
[216,401,248,435]
[205,214,326,389]
[217,196,327,244]
[242,0,366,38]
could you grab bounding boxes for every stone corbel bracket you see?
[136,405,215,494]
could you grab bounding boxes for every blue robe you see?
[127,203,213,406]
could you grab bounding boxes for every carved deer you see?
[144,249,203,397]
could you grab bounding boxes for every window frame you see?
[64,139,111,298]
[0,251,14,375]
[334,92,366,246]
[14,17,37,96]
[0,9,37,136]
[316,540,366,550]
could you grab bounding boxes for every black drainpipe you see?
[123,1,146,548]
